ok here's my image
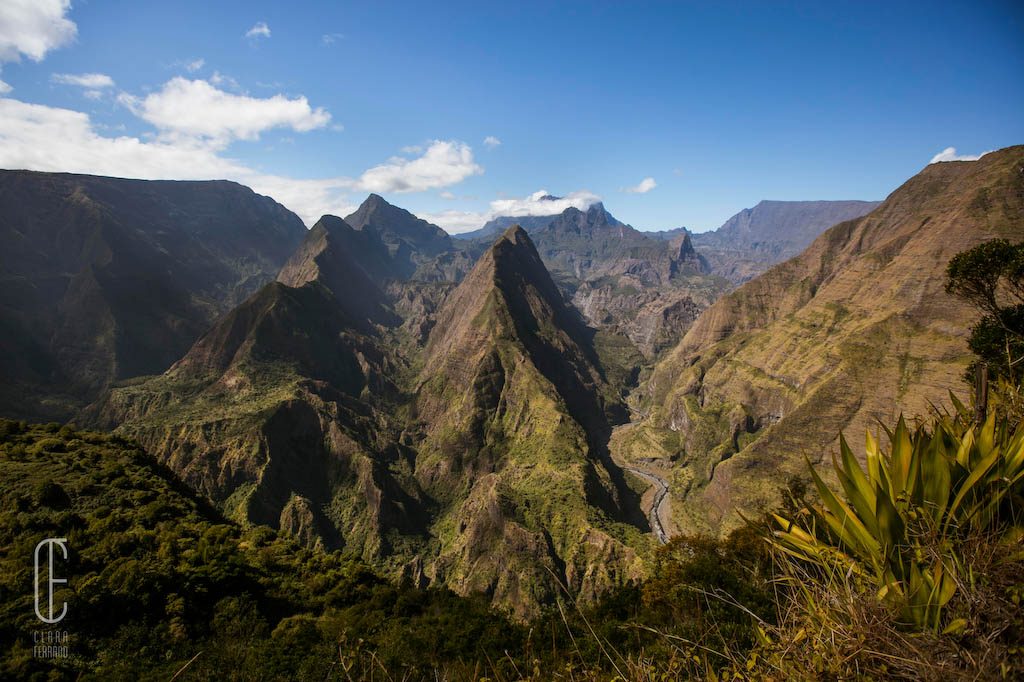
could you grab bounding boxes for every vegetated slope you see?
[0,420,523,680]
[0,170,306,421]
[102,219,651,618]
[99,215,426,563]
[411,226,649,619]
[691,199,881,283]
[622,145,1024,536]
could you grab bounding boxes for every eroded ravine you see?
[622,465,670,543]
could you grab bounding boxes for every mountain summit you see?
[412,225,645,618]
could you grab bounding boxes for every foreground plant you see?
[773,401,1024,633]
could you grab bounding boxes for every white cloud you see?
[355,140,483,193]
[929,146,991,164]
[0,97,247,178]
[122,77,331,144]
[184,58,204,72]
[0,0,76,63]
[439,190,455,200]
[400,144,423,154]
[483,135,501,149]
[245,22,271,39]
[51,72,115,88]
[623,176,657,194]
[322,33,343,45]
[424,188,601,235]
[83,89,103,100]
[209,71,240,91]
[490,189,600,217]
[0,79,11,95]
[0,96,350,225]
[0,96,484,227]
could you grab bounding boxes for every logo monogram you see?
[34,538,68,624]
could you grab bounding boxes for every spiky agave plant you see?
[773,397,1024,632]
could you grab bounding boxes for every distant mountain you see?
[618,145,1024,536]
[691,200,881,283]
[452,194,564,240]
[343,193,473,282]
[645,226,691,241]
[0,170,306,421]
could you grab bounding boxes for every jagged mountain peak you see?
[548,202,626,231]
[276,214,396,328]
[346,193,450,244]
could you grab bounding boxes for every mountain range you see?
[2,146,1020,619]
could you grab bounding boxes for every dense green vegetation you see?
[0,421,775,680]
[946,238,1024,385]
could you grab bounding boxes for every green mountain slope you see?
[102,221,653,618]
[411,226,649,618]
[618,145,1024,535]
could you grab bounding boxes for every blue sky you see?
[0,1,1021,233]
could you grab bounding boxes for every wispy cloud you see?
[245,22,271,40]
[183,58,204,73]
[424,189,601,234]
[491,189,599,217]
[483,135,501,149]
[321,33,343,45]
[622,176,657,194]
[929,147,990,164]
[51,72,115,88]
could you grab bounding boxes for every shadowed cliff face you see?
[621,146,1024,536]
[0,170,307,421]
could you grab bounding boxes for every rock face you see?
[623,146,1024,536]
[0,170,307,421]
[690,199,881,283]
[103,218,649,619]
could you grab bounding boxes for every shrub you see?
[773,404,1024,631]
